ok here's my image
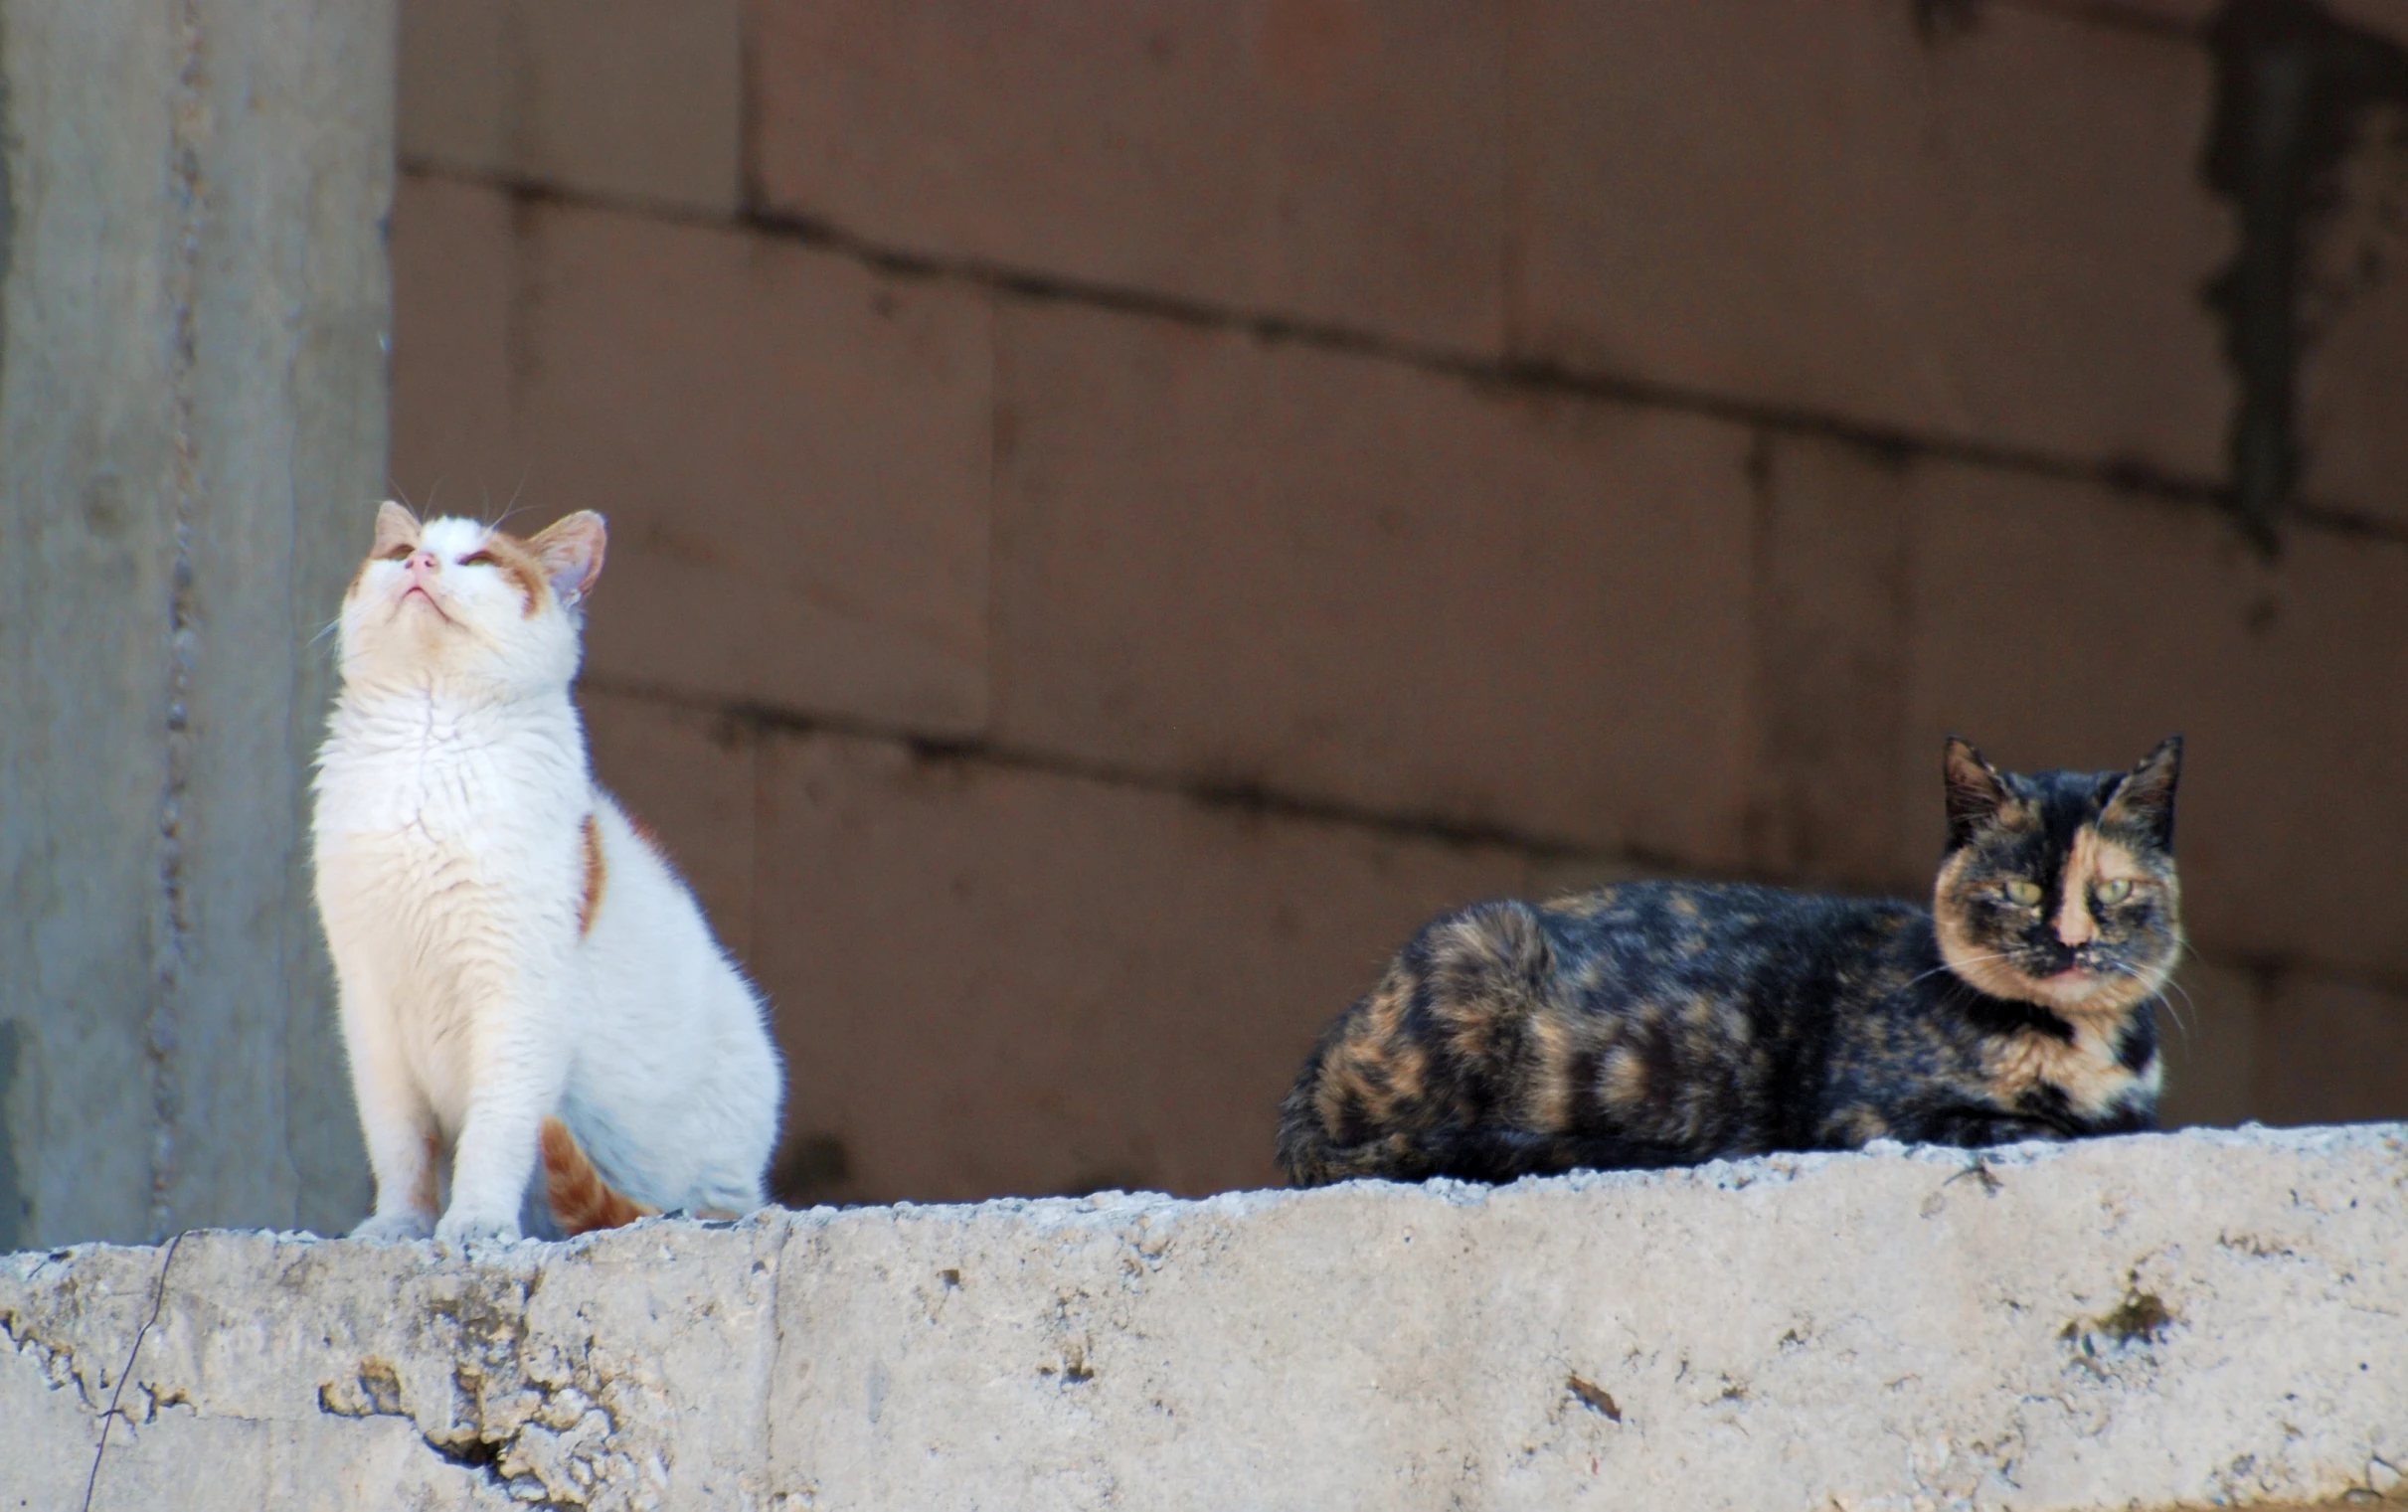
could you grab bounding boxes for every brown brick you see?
[396,0,507,173]
[1748,436,1916,888]
[389,172,520,510]
[2155,956,2266,1129]
[2315,0,2408,43]
[1512,0,2231,478]
[515,0,743,212]
[581,688,758,963]
[2255,971,2408,1125]
[398,0,742,214]
[750,731,1535,1202]
[1900,465,2408,980]
[989,300,1760,869]
[515,201,992,734]
[2299,286,2408,532]
[749,0,1508,355]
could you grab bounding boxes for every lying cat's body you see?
[315,503,780,1243]
[1278,738,2182,1186]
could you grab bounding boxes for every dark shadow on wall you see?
[2204,0,2408,549]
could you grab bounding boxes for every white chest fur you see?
[314,688,588,1127]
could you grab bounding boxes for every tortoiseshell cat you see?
[1278,737,2183,1185]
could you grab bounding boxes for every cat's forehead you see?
[2024,767,2116,828]
[1977,766,2162,863]
[419,517,498,554]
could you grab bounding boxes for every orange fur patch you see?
[578,814,606,936]
[1541,889,1617,920]
[1984,1017,2154,1120]
[1603,1045,1649,1107]
[2054,828,2103,947]
[475,529,553,617]
[541,1116,658,1236]
[1525,1012,1577,1130]
[410,1130,441,1220]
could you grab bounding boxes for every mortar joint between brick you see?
[396,164,2408,554]
[581,674,2408,996]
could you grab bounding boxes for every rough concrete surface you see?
[3,1124,2403,1510]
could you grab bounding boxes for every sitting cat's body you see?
[1278,738,2183,1186]
[314,503,780,1243]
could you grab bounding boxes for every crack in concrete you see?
[311,1285,640,1511]
[81,1230,185,1512]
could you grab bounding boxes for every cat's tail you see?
[540,1117,659,1235]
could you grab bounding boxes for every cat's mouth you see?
[2019,957,2135,1012]
[396,584,453,622]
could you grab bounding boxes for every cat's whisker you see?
[2152,974,2199,1046]
[2103,960,2192,1046]
[485,467,535,534]
[1902,952,2010,993]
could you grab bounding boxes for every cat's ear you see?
[2102,735,2182,847]
[529,511,607,607]
[1943,736,2011,847]
[371,500,421,560]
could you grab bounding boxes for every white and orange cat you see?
[313,501,780,1244]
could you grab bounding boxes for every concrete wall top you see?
[5,1122,2404,1510]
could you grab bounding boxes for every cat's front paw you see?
[350,1211,434,1244]
[432,1208,523,1247]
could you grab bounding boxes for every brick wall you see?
[390,0,2408,1204]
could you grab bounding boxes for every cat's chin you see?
[395,585,453,622]
[2027,967,2122,1013]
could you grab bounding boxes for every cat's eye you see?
[460,550,498,568]
[2095,879,2134,905]
[2003,880,2043,907]
[380,543,413,562]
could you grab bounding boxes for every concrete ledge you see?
[4,1125,2404,1510]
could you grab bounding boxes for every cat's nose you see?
[406,550,439,576]
[2052,891,2097,948]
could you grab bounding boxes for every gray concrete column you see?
[0,0,393,1247]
